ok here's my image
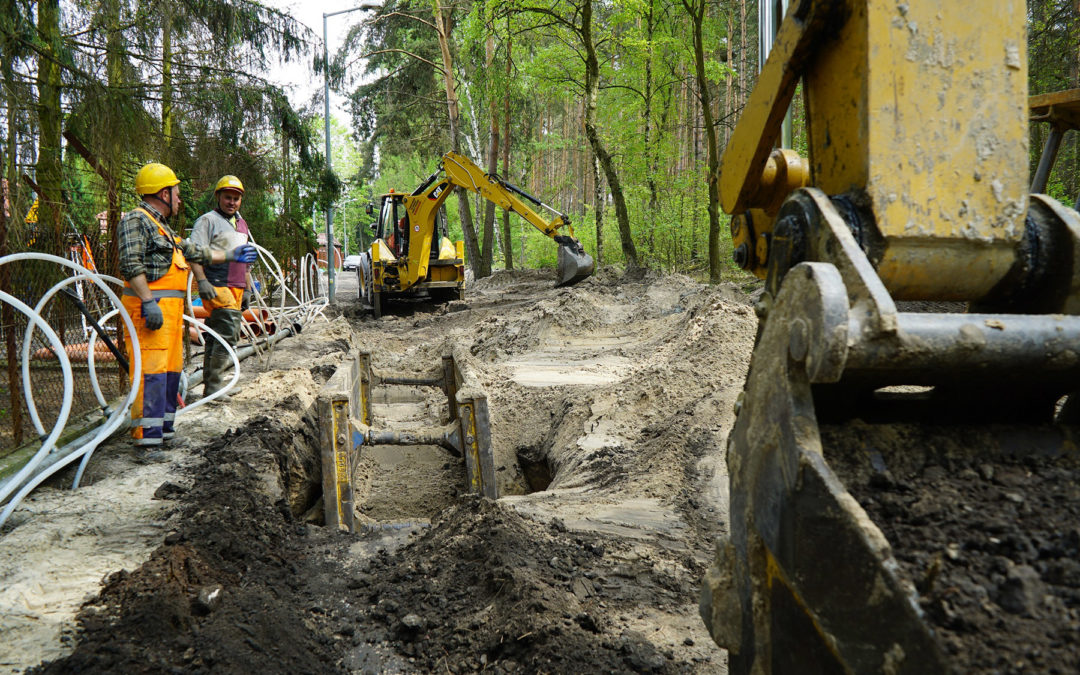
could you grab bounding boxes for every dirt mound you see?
[825,423,1080,673]
[322,498,703,674]
[33,420,341,674]
[470,267,556,291]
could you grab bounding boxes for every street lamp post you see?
[338,197,363,257]
[323,3,380,302]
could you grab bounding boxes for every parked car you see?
[342,254,363,271]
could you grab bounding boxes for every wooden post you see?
[458,394,496,499]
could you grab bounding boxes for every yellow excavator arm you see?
[442,152,569,238]
[439,152,594,286]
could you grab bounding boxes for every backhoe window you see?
[378,198,392,240]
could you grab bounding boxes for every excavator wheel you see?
[359,254,380,318]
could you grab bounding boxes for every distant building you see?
[315,232,343,270]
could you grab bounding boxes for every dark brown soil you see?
[824,423,1080,674]
[32,421,343,675]
[304,498,708,674]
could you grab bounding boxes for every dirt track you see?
[1,267,757,673]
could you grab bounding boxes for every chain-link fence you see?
[0,176,314,459]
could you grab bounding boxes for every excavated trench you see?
[515,446,555,493]
[5,269,756,673]
[354,385,460,523]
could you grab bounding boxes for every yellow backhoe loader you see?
[357,152,593,317]
[700,1,1080,673]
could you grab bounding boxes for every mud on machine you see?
[700,0,1080,672]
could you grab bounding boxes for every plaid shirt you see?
[117,201,212,282]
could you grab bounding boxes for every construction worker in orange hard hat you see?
[118,163,258,451]
[189,175,257,399]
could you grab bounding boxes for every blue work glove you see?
[141,298,163,330]
[228,244,258,264]
[197,278,216,302]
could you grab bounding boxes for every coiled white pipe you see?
[0,291,75,510]
[11,254,132,436]
[29,272,125,411]
[0,253,139,516]
[1,243,331,525]
[300,252,313,303]
[176,314,240,414]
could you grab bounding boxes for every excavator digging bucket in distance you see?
[555,239,594,287]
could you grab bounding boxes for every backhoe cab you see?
[357,189,464,318]
[356,152,593,318]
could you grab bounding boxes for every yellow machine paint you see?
[724,0,1027,300]
[358,152,592,318]
[704,1,1080,673]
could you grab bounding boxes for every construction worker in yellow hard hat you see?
[118,163,258,452]
[188,175,257,399]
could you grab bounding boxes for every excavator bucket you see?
[555,238,594,287]
[701,1,1080,672]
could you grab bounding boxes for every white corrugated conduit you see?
[0,242,329,529]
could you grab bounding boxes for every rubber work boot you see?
[202,307,242,398]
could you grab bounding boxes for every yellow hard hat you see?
[215,175,245,195]
[134,163,180,196]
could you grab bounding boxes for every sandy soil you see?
[1,267,758,673]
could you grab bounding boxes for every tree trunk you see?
[432,0,481,273]
[104,0,123,277]
[36,0,63,255]
[500,20,513,270]
[581,0,637,269]
[3,55,17,198]
[0,131,23,446]
[739,0,747,110]
[684,0,722,282]
[593,153,603,265]
[579,101,588,224]
[643,2,658,236]
[3,28,22,258]
[479,31,498,277]
[725,8,734,147]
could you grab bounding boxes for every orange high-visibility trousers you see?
[122,294,185,446]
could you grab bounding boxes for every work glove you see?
[228,244,258,264]
[197,278,216,302]
[141,298,164,330]
[241,289,252,311]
